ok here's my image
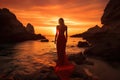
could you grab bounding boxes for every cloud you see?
[0,0,70,9]
[0,0,109,9]
[0,0,109,27]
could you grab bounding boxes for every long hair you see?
[59,18,65,26]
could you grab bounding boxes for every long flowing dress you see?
[55,25,74,80]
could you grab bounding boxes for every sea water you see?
[0,36,120,80]
[0,36,85,75]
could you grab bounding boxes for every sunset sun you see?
[52,27,56,35]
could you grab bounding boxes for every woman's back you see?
[57,25,67,36]
[55,18,74,80]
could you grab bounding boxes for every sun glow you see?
[52,27,56,35]
[34,26,56,36]
[1,0,109,36]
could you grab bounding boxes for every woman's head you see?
[58,18,65,25]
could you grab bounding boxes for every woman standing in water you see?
[55,18,68,66]
[54,18,74,80]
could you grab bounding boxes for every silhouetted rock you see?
[77,41,89,47]
[70,33,82,37]
[40,39,49,42]
[101,0,120,26]
[68,53,86,65]
[82,0,120,62]
[68,53,94,66]
[71,25,101,38]
[0,8,45,43]
[82,25,101,38]
[26,23,35,34]
[71,0,120,62]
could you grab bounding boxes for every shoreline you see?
[0,51,120,80]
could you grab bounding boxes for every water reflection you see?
[0,37,84,78]
[0,37,120,80]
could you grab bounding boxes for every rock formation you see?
[83,0,120,62]
[0,8,45,43]
[101,0,120,26]
[71,25,101,38]
[71,0,120,62]
[26,23,35,34]
[77,41,89,47]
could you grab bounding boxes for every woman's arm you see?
[54,26,58,44]
[66,26,68,42]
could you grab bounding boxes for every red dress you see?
[55,25,74,80]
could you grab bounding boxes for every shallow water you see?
[0,37,84,76]
[0,36,120,80]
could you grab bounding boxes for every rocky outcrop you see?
[101,0,120,34]
[68,53,86,65]
[77,41,89,47]
[71,0,120,62]
[70,33,82,37]
[83,0,120,62]
[40,39,49,42]
[101,0,120,26]
[0,8,45,43]
[26,23,35,34]
[71,25,101,38]
[0,8,26,35]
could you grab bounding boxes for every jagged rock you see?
[0,8,26,35]
[40,39,49,42]
[26,23,35,34]
[0,8,45,43]
[68,53,86,65]
[71,25,101,38]
[71,0,120,62]
[83,0,120,62]
[83,25,101,35]
[70,33,82,37]
[77,41,89,47]
[101,0,120,26]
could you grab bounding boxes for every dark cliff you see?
[101,0,120,26]
[0,8,45,43]
[26,23,35,34]
[71,0,120,62]
[83,0,120,61]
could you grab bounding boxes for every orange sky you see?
[0,0,109,35]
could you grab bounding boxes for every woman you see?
[55,18,68,66]
[54,18,74,80]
